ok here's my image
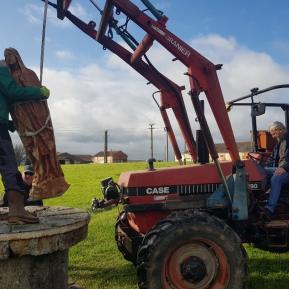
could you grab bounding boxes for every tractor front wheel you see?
[137,210,248,289]
[115,211,142,265]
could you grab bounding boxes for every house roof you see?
[215,141,252,153]
[94,150,128,158]
[57,152,93,162]
[74,154,93,162]
[57,152,74,159]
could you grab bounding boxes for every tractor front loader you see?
[49,1,289,288]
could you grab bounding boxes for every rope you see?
[20,114,53,137]
[40,0,49,85]
[88,0,103,14]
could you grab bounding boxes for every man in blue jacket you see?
[0,59,49,224]
[263,121,289,220]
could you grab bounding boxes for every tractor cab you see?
[227,84,289,249]
[227,84,289,152]
[227,84,289,168]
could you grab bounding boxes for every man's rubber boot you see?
[6,190,39,224]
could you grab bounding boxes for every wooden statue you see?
[4,48,69,200]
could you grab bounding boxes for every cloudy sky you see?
[1,0,289,160]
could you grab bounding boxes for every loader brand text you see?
[146,186,170,195]
[150,25,191,58]
[151,24,165,36]
[165,35,191,58]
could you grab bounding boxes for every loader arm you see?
[55,0,240,164]
[50,2,197,161]
[95,0,241,166]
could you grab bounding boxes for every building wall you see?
[92,156,104,163]
[180,151,249,162]
[92,155,127,163]
[59,158,73,164]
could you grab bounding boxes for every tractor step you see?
[264,220,289,248]
[265,220,289,229]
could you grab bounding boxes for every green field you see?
[6,162,289,288]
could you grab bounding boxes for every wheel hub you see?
[165,242,220,289]
[181,256,207,283]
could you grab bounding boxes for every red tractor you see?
[52,1,289,288]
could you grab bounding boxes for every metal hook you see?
[108,27,113,39]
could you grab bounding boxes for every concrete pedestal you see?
[0,206,90,289]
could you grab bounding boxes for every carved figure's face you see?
[4,51,17,65]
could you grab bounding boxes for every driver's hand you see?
[274,167,287,176]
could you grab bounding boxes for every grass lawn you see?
[4,162,289,288]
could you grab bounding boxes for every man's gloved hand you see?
[40,86,50,99]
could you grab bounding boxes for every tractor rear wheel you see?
[137,210,248,289]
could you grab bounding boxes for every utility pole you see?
[148,124,155,159]
[183,142,187,165]
[164,127,169,162]
[104,130,108,163]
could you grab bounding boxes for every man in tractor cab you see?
[263,121,289,220]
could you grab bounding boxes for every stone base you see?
[0,250,68,289]
[0,206,90,289]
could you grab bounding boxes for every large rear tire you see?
[137,210,248,289]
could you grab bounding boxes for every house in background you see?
[180,141,252,162]
[58,152,93,164]
[214,142,252,161]
[93,150,128,163]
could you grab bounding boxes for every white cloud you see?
[22,3,77,28]
[55,50,75,61]
[14,34,289,160]
[69,3,89,19]
[272,40,289,65]
[22,4,42,24]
